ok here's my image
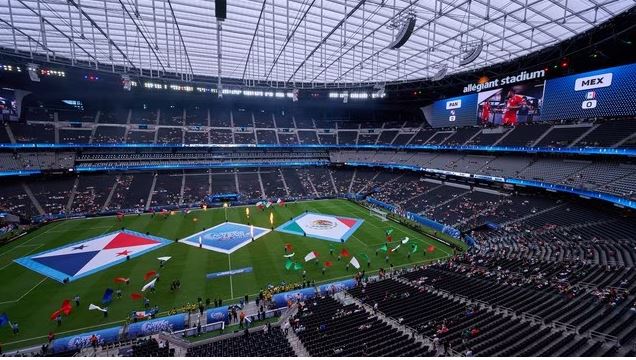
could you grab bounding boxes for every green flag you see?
[285,258,293,270]
[411,244,418,253]
[293,262,303,271]
[361,253,369,261]
[385,228,394,236]
[378,244,388,252]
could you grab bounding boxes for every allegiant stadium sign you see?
[462,69,546,93]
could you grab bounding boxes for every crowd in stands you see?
[344,255,635,356]
[332,150,636,200]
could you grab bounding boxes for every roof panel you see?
[0,0,632,84]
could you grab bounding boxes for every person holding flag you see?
[284,258,294,271]
[304,251,319,262]
[360,254,370,268]
[378,244,388,254]
[385,228,394,243]
[349,256,361,270]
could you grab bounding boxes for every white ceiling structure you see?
[0,0,633,86]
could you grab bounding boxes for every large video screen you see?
[0,88,19,121]
[423,93,478,128]
[542,63,636,121]
[422,80,545,128]
[476,81,545,125]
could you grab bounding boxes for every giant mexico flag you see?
[276,212,364,243]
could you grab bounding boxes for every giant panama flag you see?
[15,230,172,283]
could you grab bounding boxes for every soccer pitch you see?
[0,199,461,350]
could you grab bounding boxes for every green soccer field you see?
[0,199,462,350]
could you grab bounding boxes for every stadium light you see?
[27,63,40,82]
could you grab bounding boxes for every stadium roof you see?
[0,0,633,86]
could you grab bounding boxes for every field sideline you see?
[0,199,459,350]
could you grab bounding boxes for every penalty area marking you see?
[342,200,453,256]
[16,244,43,248]
[0,243,44,271]
[0,220,67,258]
[45,225,116,233]
[0,277,47,305]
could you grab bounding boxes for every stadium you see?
[0,0,635,357]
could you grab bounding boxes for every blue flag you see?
[101,288,114,305]
[0,312,9,327]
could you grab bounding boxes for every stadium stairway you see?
[284,305,310,356]
[333,288,431,352]
[290,295,428,356]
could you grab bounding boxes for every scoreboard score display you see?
[542,63,636,121]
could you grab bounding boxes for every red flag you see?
[324,261,333,268]
[116,212,124,221]
[114,277,129,283]
[50,309,63,320]
[144,270,157,281]
[340,248,350,257]
[60,300,72,315]
[427,245,436,253]
[130,293,143,301]
[386,235,393,243]
[284,243,293,252]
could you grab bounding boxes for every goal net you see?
[369,207,389,222]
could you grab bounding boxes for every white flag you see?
[283,253,295,258]
[401,237,410,244]
[88,304,107,312]
[141,278,157,292]
[349,256,360,269]
[304,251,318,262]
[157,256,172,262]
